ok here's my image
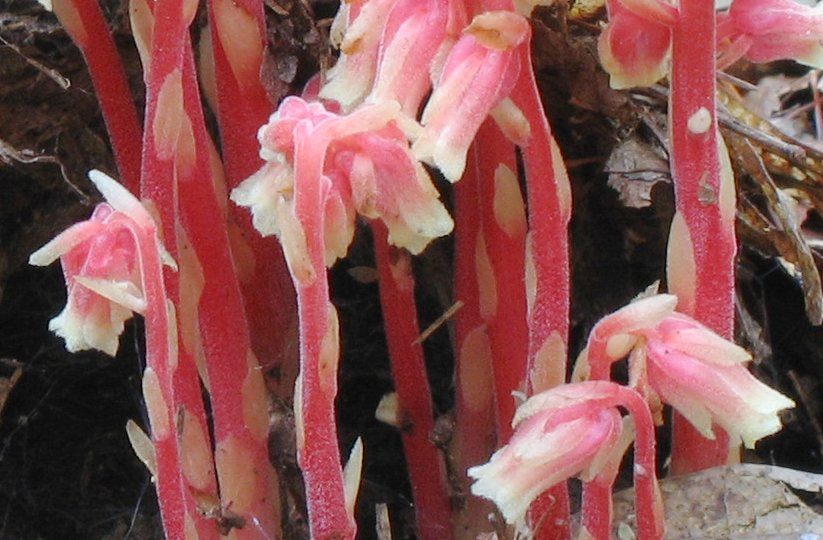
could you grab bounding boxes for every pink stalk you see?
[473,120,529,440]
[286,111,394,539]
[667,0,736,474]
[575,387,660,540]
[510,38,573,540]
[178,51,281,540]
[206,0,298,392]
[372,223,452,540]
[45,0,143,193]
[234,96,452,538]
[451,140,499,539]
[137,0,279,536]
[126,2,228,538]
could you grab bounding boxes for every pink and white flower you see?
[413,10,530,181]
[468,384,625,532]
[469,381,664,538]
[579,294,796,448]
[597,0,677,89]
[642,313,796,448]
[29,170,171,355]
[718,0,823,69]
[231,96,453,275]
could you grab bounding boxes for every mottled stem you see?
[668,0,736,474]
[372,222,452,540]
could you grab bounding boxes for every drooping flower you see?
[413,10,531,182]
[469,381,663,539]
[468,386,624,533]
[598,0,677,89]
[29,170,172,355]
[578,294,796,448]
[231,96,453,276]
[718,0,823,69]
[641,313,796,448]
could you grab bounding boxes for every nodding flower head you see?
[468,382,626,533]
[598,0,676,89]
[641,313,796,448]
[232,96,453,282]
[579,293,796,449]
[412,10,531,182]
[718,0,823,69]
[29,170,171,356]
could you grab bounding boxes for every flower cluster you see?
[470,293,794,536]
[233,3,536,273]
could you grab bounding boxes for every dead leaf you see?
[605,136,670,208]
[611,464,823,539]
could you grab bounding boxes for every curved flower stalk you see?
[233,96,454,261]
[29,171,208,540]
[233,95,453,538]
[718,0,823,69]
[469,381,664,540]
[577,294,796,448]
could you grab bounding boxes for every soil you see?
[0,1,821,539]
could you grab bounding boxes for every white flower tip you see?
[37,0,52,10]
[465,11,530,51]
[49,303,127,357]
[29,244,56,267]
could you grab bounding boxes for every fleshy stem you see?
[511,43,573,539]
[452,138,499,539]
[137,0,280,536]
[372,223,453,540]
[48,0,143,193]
[473,120,529,440]
[206,0,298,394]
[134,2,222,538]
[667,0,736,474]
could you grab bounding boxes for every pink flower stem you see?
[50,0,143,193]
[474,120,529,441]
[136,3,223,538]
[580,475,614,540]
[372,222,453,540]
[452,140,499,538]
[511,43,573,540]
[556,385,661,540]
[139,1,280,537]
[136,222,213,540]
[668,0,735,474]
[292,125,354,540]
[610,387,662,540]
[178,48,281,540]
[206,0,298,393]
